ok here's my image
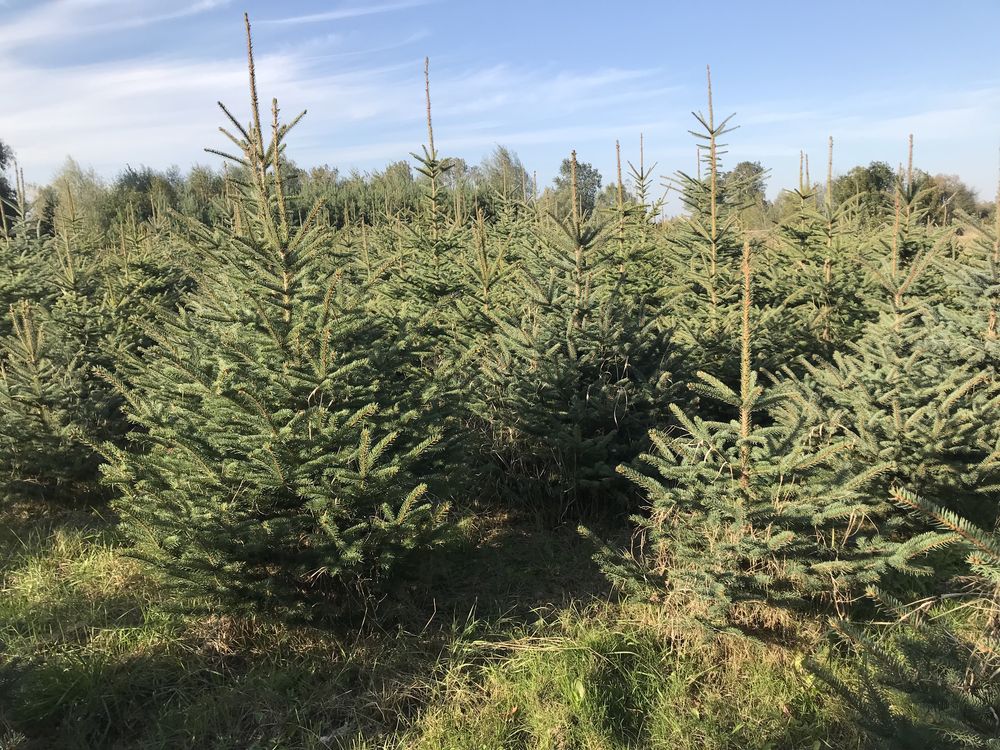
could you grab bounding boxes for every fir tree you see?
[661,68,746,385]
[935,186,1000,425]
[605,139,667,311]
[0,302,105,501]
[661,68,808,396]
[0,210,130,503]
[762,139,881,360]
[366,58,480,496]
[791,186,1000,518]
[0,173,56,338]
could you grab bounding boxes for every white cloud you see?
[259,0,432,25]
[0,0,233,48]
[0,0,678,186]
[2,0,995,202]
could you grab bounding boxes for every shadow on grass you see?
[1,623,463,749]
[0,500,624,749]
[387,505,619,627]
[0,498,116,572]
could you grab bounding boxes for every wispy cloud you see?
[260,0,431,26]
[3,0,995,202]
[0,0,233,48]
[0,0,676,185]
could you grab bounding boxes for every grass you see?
[0,500,864,749]
[379,615,860,750]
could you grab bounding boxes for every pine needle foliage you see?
[598,242,909,626]
[472,151,673,517]
[812,487,1000,748]
[99,18,448,616]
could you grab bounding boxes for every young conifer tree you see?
[605,137,666,310]
[662,68,745,385]
[357,59,482,494]
[0,170,55,337]
[474,150,673,517]
[396,59,466,313]
[935,183,1000,417]
[762,138,881,360]
[597,241,928,626]
[812,487,1000,749]
[0,203,130,503]
[791,181,1000,519]
[0,301,111,501]
[100,17,447,616]
[662,68,805,395]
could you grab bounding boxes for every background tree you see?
[32,159,109,238]
[552,155,602,215]
[921,172,983,223]
[831,161,895,221]
[722,160,768,208]
[0,139,17,228]
[178,164,227,226]
[104,166,181,227]
[474,145,531,200]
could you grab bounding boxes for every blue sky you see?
[2,0,999,207]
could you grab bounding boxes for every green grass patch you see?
[0,505,863,749]
[378,605,862,750]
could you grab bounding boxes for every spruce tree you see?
[660,69,746,386]
[791,185,1000,519]
[762,140,881,360]
[597,242,925,626]
[0,173,56,338]
[661,68,808,395]
[472,151,672,517]
[0,207,130,503]
[0,302,106,501]
[813,487,1000,749]
[100,18,447,616]
[604,138,666,311]
[935,189,1000,441]
[353,59,483,497]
